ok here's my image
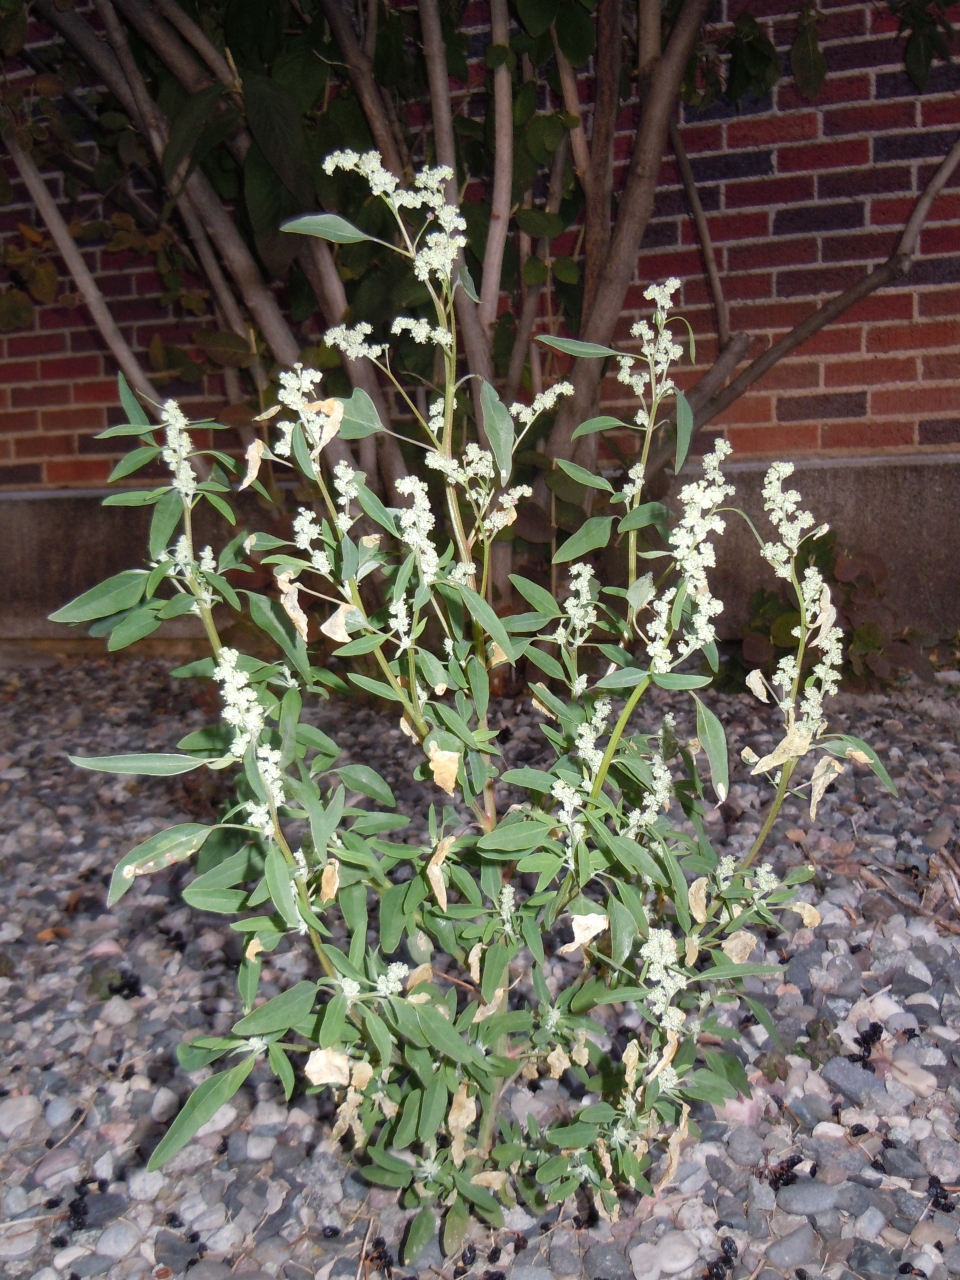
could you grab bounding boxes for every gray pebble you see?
[154,1228,200,1273]
[654,1231,700,1275]
[811,1209,843,1241]
[43,1096,75,1128]
[510,1267,554,1280]
[940,1245,960,1275]
[80,1193,127,1229]
[726,1126,764,1168]
[764,1224,817,1271]
[847,1240,899,1280]
[834,1182,870,1216]
[920,1137,960,1181]
[884,1147,927,1179]
[776,1181,838,1215]
[821,1057,887,1105]
[70,1257,113,1278]
[96,1219,141,1259]
[184,1265,235,1280]
[584,1245,633,1280]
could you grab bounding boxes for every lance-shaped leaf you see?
[571,415,628,439]
[675,390,694,473]
[233,980,318,1035]
[108,824,211,905]
[555,459,613,492]
[693,694,729,803]
[480,379,514,484]
[281,213,372,243]
[536,334,617,359]
[70,752,203,776]
[147,1054,257,1170]
[50,571,147,624]
[553,516,612,563]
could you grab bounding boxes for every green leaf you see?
[480,379,515,484]
[514,208,564,240]
[555,0,595,65]
[403,1206,435,1266]
[268,1043,295,1099]
[108,446,161,482]
[509,574,561,616]
[457,260,480,303]
[694,694,729,803]
[49,571,147,624]
[117,371,150,429]
[499,766,556,791]
[150,490,184,560]
[536,334,616,359]
[516,0,559,37]
[442,1195,469,1257]
[70,752,202,776]
[338,764,395,807]
[264,845,299,929]
[457,583,515,662]
[147,1055,257,1170]
[102,489,166,507]
[594,666,647,690]
[821,734,897,796]
[790,6,826,100]
[536,1154,570,1185]
[244,73,307,195]
[675,390,694,473]
[553,516,612,563]
[162,84,226,182]
[618,502,671,533]
[572,415,627,439]
[108,824,211,905]
[106,604,163,651]
[556,459,613,492]
[233,980,317,1035]
[651,672,712,689]
[282,213,371,243]
[340,388,386,439]
[478,820,551,852]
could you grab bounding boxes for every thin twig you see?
[860,867,960,936]
[5,138,159,414]
[478,0,513,337]
[670,119,729,347]
[550,32,593,202]
[355,1215,376,1280]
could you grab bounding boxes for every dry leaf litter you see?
[4,659,960,1280]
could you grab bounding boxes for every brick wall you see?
[2,0,960,488]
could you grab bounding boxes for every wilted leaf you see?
[558,912,608,955]
[745,669,769,703]
[809,755,843,820]
[239,438,264,491]
[546,1045,570,1078]
[320,603,353,644]
[276,571,309,641]
[790,6,826,101]
[304,1047,351,1086]
[792,901,821,928]
[720,930,757,964]
[427,742,460,796]
[320,857,340,903]
[426,836,453,911]
[684,937,699,966]
[751,723,812,774]
[448,1082,476,1166]
[688,877,708,925]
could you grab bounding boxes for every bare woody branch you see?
[582,0,621,320]
[6,137,159,414]
[151,0,239,94]
[478,0,513,338]
[670,119,730,349]
[550,33,594,202]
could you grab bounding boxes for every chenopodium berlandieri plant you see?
[52,151,895,1257]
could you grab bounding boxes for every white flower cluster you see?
[553,563,597,649]
[322,149,401,197]
[499,883,516,934]
[483,486,533,537]
[340,977,362,1010]
[575,699,611,776]
[510,382,574,428]
[160,399,196,499]
[391,316,452,348]
[551,778,586,847]
[395,475,439,583]
[292,508,332,576]
[414,204,467,284]
[425,442,494,501]
[755,863,779,893]
[760,462,818,578]
[324,322,386,364]
[388,597,411,652]
[624,745,672,835]
[333,460,360,535]
[798,566,843,732]
[639,928,686,1017]
[322,149,451,212]
[212,647,264,756]
[669,439,735,655]
[621,460,645,503]
[375,961,409,997]
[616,278,684,427]
[273,364,325,457]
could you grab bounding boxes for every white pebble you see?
[126,1169,165,1201]
[151,1087,179,1123]
[99,995,136,1027]
[96,1219,141,1259]
[0,1094,41,1138]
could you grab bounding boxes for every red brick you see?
[793,325,863,356]
[821,229,899,262]
[727,424,820,454]
[46,458,111,485]
[753,360,821,391]
[41,406,106,432]
[776,73,871,111]
[867,319,960,352]
[37,354,102,380]
[713,393,774,425]
[776,264,865,297]
[923,97,960,127]
[0,461,42,485]
[921,225,960,255]
[840,292,913,323]
[722,272,775,301]
[823,355,917,386]
[920,287,960,317]
[72,379,122,404]
[778,139,870,172]
[726,113,818,150]
[11,384,71,408]
[869,7,900,32]
[823,101,917,136]
[728,300,814,331]
[679,211,770,245]
[0,409,38,434]
[923,352,960,379]
[871,384,960,414]
[821,420,915,449]
[726,237,818,272]
[7,333,66,357]
[724,175,814,209]
[676,123,724,153]
[870,196,917,226]
[15,432,74,458]
[0,359,39,384]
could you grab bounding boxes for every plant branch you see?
[152,0,239,94]
[550,31,594,202]
[670,119,729,348]
[5,136,159,416]
[582,0,622,320]
[478,0,513,337]
[638,0,661,81]
[112,0,211,94]
[318,0,404,178]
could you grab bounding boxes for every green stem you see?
[740,760,795,873]
[589,676,651,802]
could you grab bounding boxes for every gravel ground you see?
[4,658,960,1280]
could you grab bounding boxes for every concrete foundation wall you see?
[1,451,957,644]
